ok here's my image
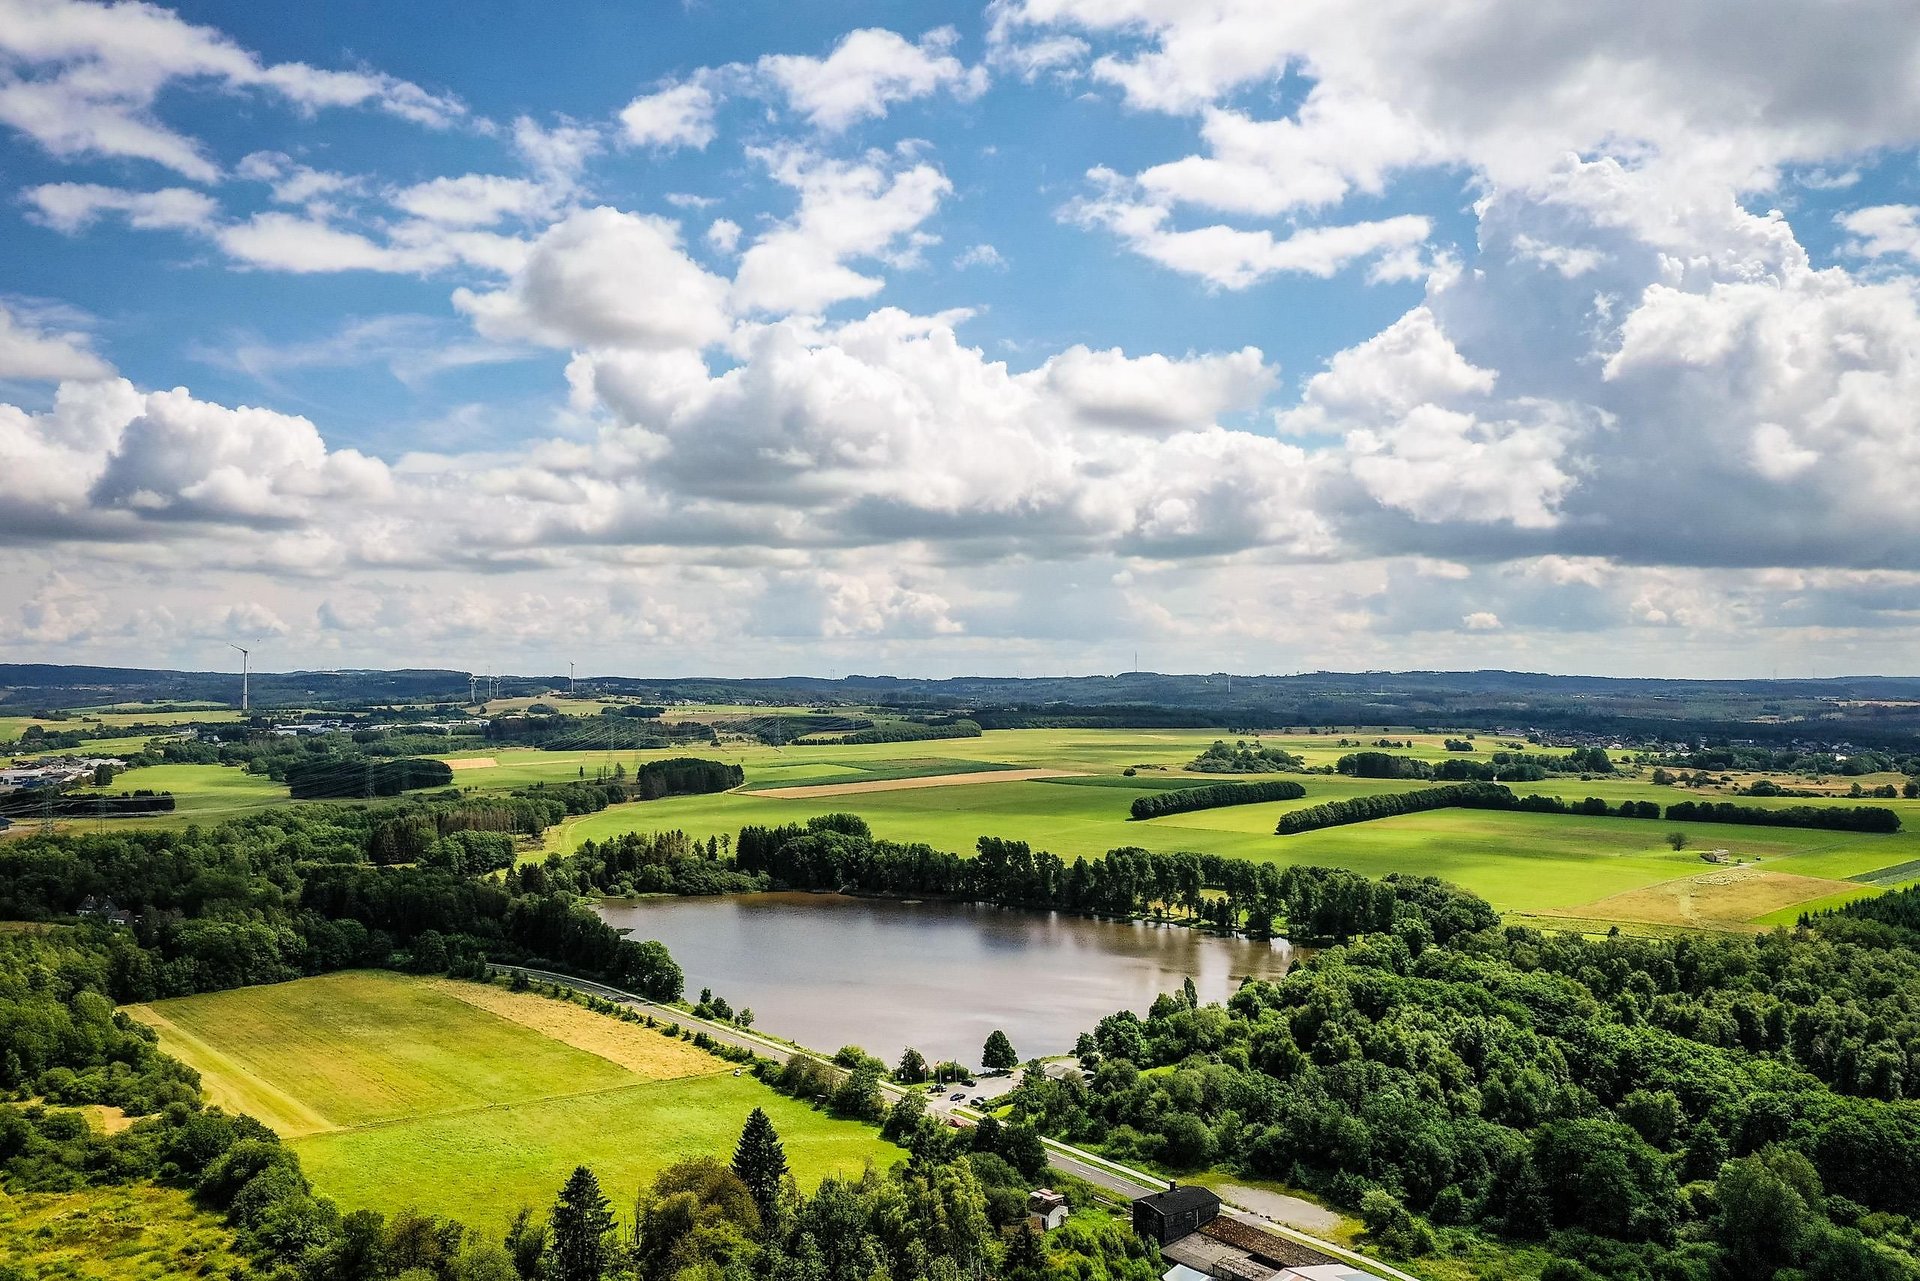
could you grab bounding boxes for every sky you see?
[3,0,1920,680]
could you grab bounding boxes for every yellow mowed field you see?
[1547,864,1864,929]
[130,970,898,1228]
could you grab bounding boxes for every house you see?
[1162,1265,1213,1281]
[1028,1189,1069,1232]
[1132,1185,1221,1245]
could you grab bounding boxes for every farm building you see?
[1028,1189,1069,1231]
[1132,1185,1220,1244]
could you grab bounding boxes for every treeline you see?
[821,718,983,745]
[286,755,455,799]
[1665,799,1902,833]
[1336,747,1613,781]
[0,814,684,1004]
[487,713,719,751]
[366,781,629,863]
[1008,922,1920,1278]
[1822,882,1920,946]
[0,789,175,817]
[1662,743,1920,778]
[1278,784,1895,835]
[735,814,1496,944]
[1130,779,1305,820]
[1277,783,1518,833]
[533,829,766,897]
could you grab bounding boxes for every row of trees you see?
[1335,747,1613,781]
[825,718,983,745]
[1276,782,1518,834]
[734,814,1497,944]
[1278,783,1897,835]
[0,788,175,817]
[1664,799,1902,833]
[1129,778,1305,820]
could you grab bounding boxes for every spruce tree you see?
[733,1107,789,1225]
[548,1165,615,1281]
[982,1029,1018,1071]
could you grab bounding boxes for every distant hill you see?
[5,663,1920,746]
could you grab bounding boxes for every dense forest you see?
[1003,918,1920,1279]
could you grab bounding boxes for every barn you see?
[1132,1185,1222,1245]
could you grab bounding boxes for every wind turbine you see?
[568,661,576,696]
[230,642,251,713]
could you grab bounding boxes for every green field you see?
[26,722,1920,930]
[129,971,897,1228]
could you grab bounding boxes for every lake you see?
[596,892,1295,1066]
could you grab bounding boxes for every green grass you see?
[535,728,1920,926]
[0,1184,249,1280]
[64,762,291,829]
[30,721,1920,931]
[296,1073,894,1229]
[129,972,636,1130]
[130,971,897,1230]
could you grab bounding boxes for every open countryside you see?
[16,718,1919,931]
[130,971,897,1228]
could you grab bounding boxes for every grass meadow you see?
[22,720,1920,930]
[0,1184,249,1281]
[128,971,897,1229]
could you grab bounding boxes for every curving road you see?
[488,964,1418,1281]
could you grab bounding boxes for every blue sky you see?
[3,0,1920,678]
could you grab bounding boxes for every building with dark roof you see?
[1133,1185,1221,1244]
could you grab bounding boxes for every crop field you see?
[128,971,896,1228]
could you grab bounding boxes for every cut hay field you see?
[128,971,896,1229]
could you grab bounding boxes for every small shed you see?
[1029,1188,1069,1231]
[1133,1184,1221,1245]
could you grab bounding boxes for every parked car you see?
[949,1092,965,1101]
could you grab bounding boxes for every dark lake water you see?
[596,892,1295,1066]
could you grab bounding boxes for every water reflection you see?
[596,892,1294,1065]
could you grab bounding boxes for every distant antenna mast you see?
[229,642,250,713]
